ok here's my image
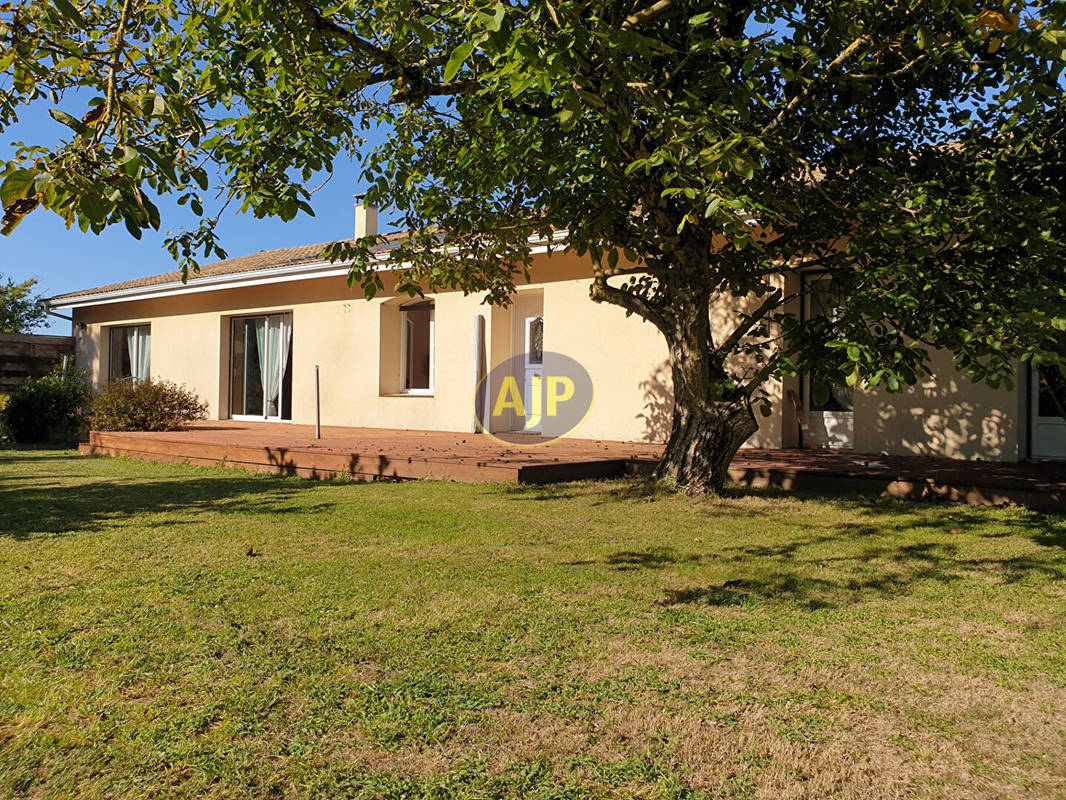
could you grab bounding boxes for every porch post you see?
[472,314,486,433]
[314,364,321,439]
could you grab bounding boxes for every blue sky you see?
[0,106,399,333]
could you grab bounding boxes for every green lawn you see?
[0,450,1063,799]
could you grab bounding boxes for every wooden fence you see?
[0,332,76,393]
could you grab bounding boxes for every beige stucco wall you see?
[71,251,693,443]
[70,251,1025,459]
[853,348,1025,461]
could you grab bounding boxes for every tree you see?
[0,273,46,332]
[1,1,1065,492]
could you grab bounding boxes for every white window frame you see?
[399,302,435,395]
[229,312,293,422]
[108,324,151,383]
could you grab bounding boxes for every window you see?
[400,300,434,393]
[109,325,151,383]
[526,315,543,366]
[230,314,293,420]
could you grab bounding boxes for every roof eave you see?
[44,231,568,310]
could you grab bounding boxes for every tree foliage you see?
[2,1,1065,489]
[0,272,46,332]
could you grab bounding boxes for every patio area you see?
[80,421,1066,510]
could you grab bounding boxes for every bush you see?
[1,367,90,443]
[89,378,208,432]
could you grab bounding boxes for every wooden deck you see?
[80,421,1066,510]
[80,422,664,484]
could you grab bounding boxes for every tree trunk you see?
[590,258,762,494]
[653,286,759,495]
[655,392,759,494]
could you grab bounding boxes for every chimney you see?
[354,196,378,239]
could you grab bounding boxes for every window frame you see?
[228,312,293,422]
[398,300,435,396]
[108,324,151,383]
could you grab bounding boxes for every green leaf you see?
[478,3,506,32]
[49,108,88,136]
[116,145,139,165]
[1,170,37,208]
[443,42,475,82]
[53,0,87,26]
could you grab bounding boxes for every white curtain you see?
[259,316,290,418]
[125,326,150,382]
[254,318,270,415]
[278,318,291,415]
[125,327,137,380]
[135,327,151,382]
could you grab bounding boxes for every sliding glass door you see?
[230,314,292,421]
[1030,339,1066,459]
[802,275,854,449]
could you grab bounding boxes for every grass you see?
[0,449,1063,799]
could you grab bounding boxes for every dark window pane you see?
[528,316,543,365]
[244,320,264,416]
[403,304,433,390]
[231,320,246,416]
[1038,367,1066,419]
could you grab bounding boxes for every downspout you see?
[38,300,72,323]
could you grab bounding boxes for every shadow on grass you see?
[0,450,338,540]
[564,546,701,570]
[656,520,1066,609]
[513,481,1066,609]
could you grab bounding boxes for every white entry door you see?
[803,275,855,449]
[1031,364,1066,459]
[523,315,544,433]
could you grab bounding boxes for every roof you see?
[45,233,406,306]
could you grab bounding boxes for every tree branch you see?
[621,0,676,31]
[762,34,871,135]
[741,349,787,397]
[292,0,398,69]
[93,0,133,146]
[714,286,783,359]
[590,275,670,332]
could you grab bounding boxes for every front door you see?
[1031,361,1066,459]
[803,275,855,449]
[523,315,544,432]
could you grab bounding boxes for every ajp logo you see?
[473,351,593,446]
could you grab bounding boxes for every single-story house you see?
[45,203,1065,462]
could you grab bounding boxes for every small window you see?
[526,316,544,366]
[109,325,151,383]
[401,301,434,393]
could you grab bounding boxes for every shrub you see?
[1,367,90,443]
[90,379,208,432]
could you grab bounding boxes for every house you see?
[44,203,1065,462]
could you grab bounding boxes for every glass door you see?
[230,314,292,421]
[1030,347,1066,459]
[802,275,855,449]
